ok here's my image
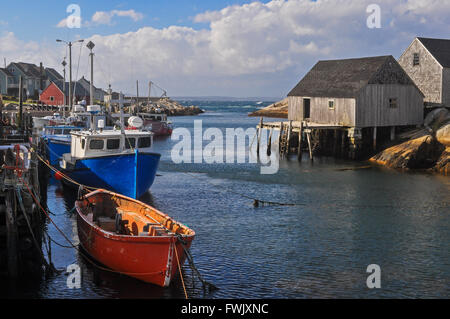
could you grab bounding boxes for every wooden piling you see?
[390,126,396,141]
[297,121,303,161]
[5,190,18,277]
[373,126,377,150]
[278,122,284,154]
[286,120,292,155]
[256,117,263,156]
[267,127,273,156]
[306,131,313,161]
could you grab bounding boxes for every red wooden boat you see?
[75,189,195,287]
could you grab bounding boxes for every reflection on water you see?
[1,101,449,298]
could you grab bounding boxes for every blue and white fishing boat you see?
[59,106,161,199]
[42,125,83,167]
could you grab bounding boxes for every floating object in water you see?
[75,189,195,287]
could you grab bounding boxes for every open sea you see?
[2,101,449,298]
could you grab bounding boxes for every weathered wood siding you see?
[288,96,356,126]
[398,38,443,104]
[288,96,302,121]
[442,67,450,107]
[356,84,423,127]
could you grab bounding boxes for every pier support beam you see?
[306,131,313,161]
[297,121,303,161]
[267,127,273,156]
[286,120,292,156]
[373,127,377,151]
[390,126,396,141]
[5,190,18,278]
[256,117,263,156]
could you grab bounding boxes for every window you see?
[328,100,335,109]
[50,96,54,101]
[138,137,151,148]
[81,139,85,150]
[389,98,398,108]
[413,53,420,66]
[54,129,62,134]
[107,139,120,150]
[89,139,104,150]
[124,138,136,149]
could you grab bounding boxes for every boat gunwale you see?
[68,151,162,162]
[75,189,195,243]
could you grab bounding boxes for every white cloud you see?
[91,9,144,25]
[4,0,450,97]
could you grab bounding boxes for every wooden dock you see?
[255,118,362,160]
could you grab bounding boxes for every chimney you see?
[39,62,44,90]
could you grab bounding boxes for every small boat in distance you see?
[75,189,195,287]
[138,112,173,136]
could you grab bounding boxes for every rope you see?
[15,188,57,273]
[36,152,98,191]
[174,245,188,299]
[16,174,170,277]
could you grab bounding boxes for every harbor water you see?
[2,101,449,298]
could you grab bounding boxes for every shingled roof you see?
[0,67,13,77]
[417,37,450,68]
[287,55,413,98]
[50,81,89,97]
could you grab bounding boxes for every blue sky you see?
[1,0,449,97]
[2,1,262,42]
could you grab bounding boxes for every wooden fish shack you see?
[257,55,425,159]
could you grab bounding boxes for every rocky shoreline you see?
[132,97,204,116]
[370,108,450,175]
[248,98,288,118]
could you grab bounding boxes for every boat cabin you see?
[69,130,154,159]
[138,113,168,122]
[42,125,83,137]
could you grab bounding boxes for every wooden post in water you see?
[256,117,263,156]
[267,127,273,156]
[286,120,292,155]
[278,122,284,154]
[5,189,18,277]
[373,127,377,150]
[390,126,396,141]
[297,121,303,161]
[306,131,313,161]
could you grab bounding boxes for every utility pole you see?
[62,59,67,116]
[57,39,84,112]
[18,76,23,132]
[86,41,95,106]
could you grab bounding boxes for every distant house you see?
[45,67,64,85]
[0,68,13,95]
[40,81,90,106]
[78,76,105,102]
[287,55,424,128]
[398,37,450,107]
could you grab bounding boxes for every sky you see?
[0,0,449,98]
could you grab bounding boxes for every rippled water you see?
[3,101,449,298]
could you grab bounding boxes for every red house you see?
[40,81,90,106]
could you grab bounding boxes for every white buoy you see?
[128,116,144,128]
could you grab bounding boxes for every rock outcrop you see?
[131,97,204,116]
[248,98,288,118]
[370,107,450,175]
